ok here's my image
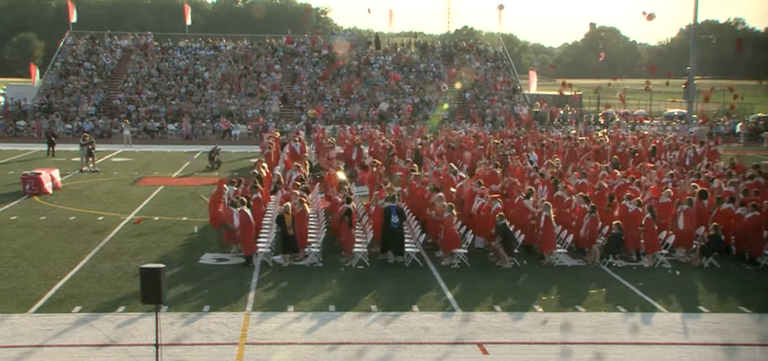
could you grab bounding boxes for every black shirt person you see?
[45,127,58,157]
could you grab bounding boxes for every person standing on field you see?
[122,119,132,147]
[45,126,57,157]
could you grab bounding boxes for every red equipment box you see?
[21,172,53,196]
[33,168,62,190]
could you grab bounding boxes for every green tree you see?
[4,32,45,77]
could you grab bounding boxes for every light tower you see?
[446,0,452,33]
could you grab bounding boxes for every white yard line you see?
[0,150,37,163]
[419,248,462,312]
[26,152,201,313]
[0,150,122,214]
[244,262,261,313]
[601,265,669,313]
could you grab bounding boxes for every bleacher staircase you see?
[104,47,134,116]
[280,53,296,123]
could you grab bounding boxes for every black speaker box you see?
[139,263,166,305]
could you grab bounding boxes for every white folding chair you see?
[654,234,675,268]
[449,230,473,267]
[552,234,574,267]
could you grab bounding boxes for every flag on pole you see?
[388,9,393,29]
[528,69,538,93]
[184,4,192,26]
[30,63,40,86]
[67,1,77,23]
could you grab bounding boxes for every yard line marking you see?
[71,307,81,313]
[182,217,187,220]
[370,305,378,312]
[154,217,159,220]
[411,305,419,312]
[40,217,46,220]
[97,216,104,220]
[616,306,628,313]
[0,150,37,164]
[160,306,168,312]
[476,344,489,355]
[287,306,294,312]
[235,257,262,361]
[9,171,14,174]
[26,152,201,314]
[493,305,502,312]
[203,305,210,312]
[116,306,125,313]
[10,216,17,220]
[419,248,462,312]
[698,306,710,313]
[533,305,543,312]
[601,265,669,313]
[0,150,121,215]
[329,305,336,312]
[69,216,76,220]
[738,306,752,313]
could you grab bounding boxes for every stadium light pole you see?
[686,0,700,123]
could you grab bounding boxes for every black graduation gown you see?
[381,204,407,257]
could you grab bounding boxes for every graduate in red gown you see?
[744,202,765,266]
[710,196,736,247]
[675,197,696,254]
[293,195,310,258]
[338,196,356,266]
[238,198,257,266]
[250,183,266,245]
[439,204,462,265]
[208,178,227,229]
[539,202,557,265]
[642,205,661,267]
[369,191,385,256]
[222,199,241,251]
[578,205,600,250]
[655,189,674,231]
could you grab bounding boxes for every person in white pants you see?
[122,119,132,147]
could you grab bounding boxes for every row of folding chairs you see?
[351,197,374,267]
[255,190,282,266]
[302,184,326,266]
[254,156,285,266]
[401,204,427,266]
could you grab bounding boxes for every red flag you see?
[528,70,538,93]
[67,1,77,23]
[30,63,40,86]
[388,9,394,29]
[184,3,192,26]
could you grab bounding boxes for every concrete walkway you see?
[0,312,765,360]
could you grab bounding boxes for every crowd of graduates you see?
[204,120,767,269]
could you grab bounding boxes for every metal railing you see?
[37,31,71,92]
[498,36,528,104]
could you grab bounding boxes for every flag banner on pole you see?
[30,63,40,86]
[388,9,393,29]
[184,4,192,26]
[67,1,77,23]
[528,69,538,93]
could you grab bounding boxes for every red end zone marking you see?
[1,341,767,349]
[477,343,489,355]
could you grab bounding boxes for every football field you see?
[0,143,766,360]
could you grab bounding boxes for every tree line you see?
[2,0,766,80]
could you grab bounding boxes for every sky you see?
[300,0,768,47]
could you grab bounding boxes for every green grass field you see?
[536,78,768,115]
[0,148,766,315]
